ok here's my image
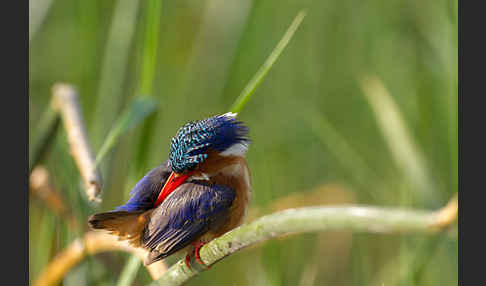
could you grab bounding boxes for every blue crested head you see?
[168,112,250,174]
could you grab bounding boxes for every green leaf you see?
[95,97,159,167]
[116,255,142,286]
[229,10,306,114]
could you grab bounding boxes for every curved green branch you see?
[151,194,457,286]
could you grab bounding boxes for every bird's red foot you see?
[185,253,192,269]
[182,241,211,270]
[184,242,211,270]
[192,241,210,267]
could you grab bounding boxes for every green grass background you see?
[29,0,458,285]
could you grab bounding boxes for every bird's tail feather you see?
[88,210,152,247]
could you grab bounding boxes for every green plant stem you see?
[90,0,141,148]
[306,109,385,200]
[117,255,142,286]
[359,75,435,202]
[29,0,54,42]
[94,97,158,168]
[116,1,164,284]
[139,0,162,96]
[150,198,457,286]
[134,0,163,172]
[29,106,60,173]
[230,10,306,114]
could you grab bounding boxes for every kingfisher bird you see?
[88,112,251,268]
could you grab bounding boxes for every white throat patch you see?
[220,143,248,157]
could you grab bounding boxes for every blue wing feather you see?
[142,180,235,263]
[116,160,172,212]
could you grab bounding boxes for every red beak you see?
[154,171,192,207]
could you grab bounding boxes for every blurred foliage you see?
[29,0,457,285]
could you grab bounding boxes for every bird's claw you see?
[185,253,192,269]
[184,242,211,270]
[193,241,206,266]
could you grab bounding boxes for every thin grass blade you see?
[230,10,306,114]
[306,109,385,200]
[139,0,163,96]
[95,97,159,167]
[116,255,142,286]
[90,0,141,148]
[359,75,435,201]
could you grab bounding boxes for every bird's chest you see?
[199,157,252,239]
